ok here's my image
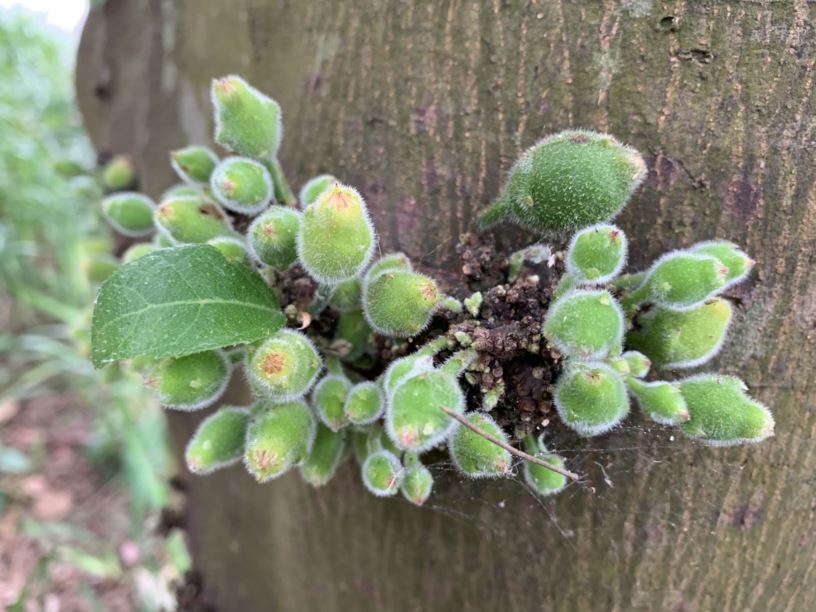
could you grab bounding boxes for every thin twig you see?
[439,406,581,482]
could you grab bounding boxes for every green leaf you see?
[91,245,284,367]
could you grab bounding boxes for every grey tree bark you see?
[77,1,816,610]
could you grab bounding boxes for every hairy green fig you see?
[101,193,156,237]
[401,457,433,506]
[211,75,282,159]
[298,182,375,284]
[478,130,646,234]
[344,381,384,425]
[623,350,651,378]
[147,350,230,411]
[566,223,627,283]
[679,375,774,446]
[154,195,232,244]
[691,240,753,289]
[102,155,136,190]
[627,298,732,369]
[162,183,201,200]
[361,449,403,497]
[121,242,158,264]
[299,423,347,487]
[154,231,174,248]
[554,362,629,437]
[625,378,689,425]
[299,174,335,207]
[210,156,273,215]
[543,289,624,359]
[207,236,248,264]
[367,252,412,278]
[246,206,300,270]
[449,412,512,478]
[645,252,727,311]
[85,254,118,283]
[313,374,351,431]
[246,329,322,401]
[170,146,218,185]
[243,399,316,482]
[363,270,440,337]
[387,367,465,452]
[522,437,567,497]
[185,407,249,474]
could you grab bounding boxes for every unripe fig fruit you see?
[299,174,335,207]
[344,381,384,426]
[678,374,774,446]
[646,252,727,311]
[185,407,249,474]
[626,378,689,425]
[102,155,136,190]
[543,289,624,359]
[299,423,347,487]
[387,369,465,452]
[478,130,646,234]
[210,156,273,215]
[566,223,628,284]
[522,438,568,497]
[361,449,403,497]
[246,329,322,401]
[211,75,282,159]
[401,461,434,506]
[313,374,351,431]
[449,412,512,478]
[121,242,158,264]
[627,298,732,369]
[554,362,629,437]
[243,399,316,482]
[298,182,376,284]
[246,206,301,270]
[101,193,156,237]
[147,350,230,411]
[364,270,440,337]
[154,195,232,244]
[170,146,218,185]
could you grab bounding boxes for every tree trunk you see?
[77,1,816,610]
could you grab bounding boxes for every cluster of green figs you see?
[97,75,774,504]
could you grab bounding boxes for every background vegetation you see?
[0,10,185,610]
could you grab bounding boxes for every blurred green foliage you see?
[0,12,179,606]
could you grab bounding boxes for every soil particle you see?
[271,228,570,440]
[445,233,567,438]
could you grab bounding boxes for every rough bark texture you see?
[77,1,816,610]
